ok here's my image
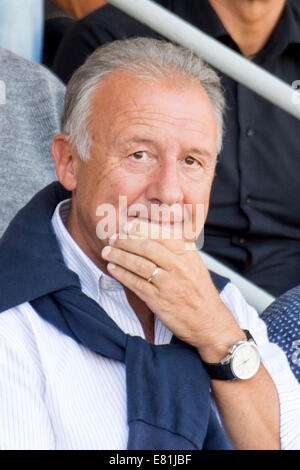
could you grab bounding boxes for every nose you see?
[145,160,184,206]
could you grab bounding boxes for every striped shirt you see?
[0,199,299,450]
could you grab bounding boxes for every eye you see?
[184,156,201,167]
[129,151,148,161]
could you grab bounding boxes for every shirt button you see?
[239,237,246,244]
[100,279,111,290]
[246,197,252,204]
[246,128,255,137]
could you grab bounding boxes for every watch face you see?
[231,343,261,380]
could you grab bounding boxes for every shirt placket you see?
[232,83,256,256]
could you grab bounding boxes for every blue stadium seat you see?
[261,285,300,383]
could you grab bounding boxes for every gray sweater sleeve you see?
[0,46,65,236]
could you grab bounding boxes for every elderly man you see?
[0,38,299,450]
[52,0,300,298]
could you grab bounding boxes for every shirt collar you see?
[283,0,300,46]
[255,0,300,62]
[51,199,123,302]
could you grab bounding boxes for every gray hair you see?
[61,37,225,161]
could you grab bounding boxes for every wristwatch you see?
[203,330,261,381]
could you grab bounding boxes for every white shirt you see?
[0,199,300,450]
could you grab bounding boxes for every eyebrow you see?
[123,137,213,159]
[124,137,156,145]
[189,148,212,159]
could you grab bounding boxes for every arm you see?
[0,306,56,450]
[195,284,280,450]
[216,283,300,450]
[200,284,281,449]
[101,225,300,449]
[52,4,163,84]
[211,365,280,449]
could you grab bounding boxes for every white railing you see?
[200,252,275,313]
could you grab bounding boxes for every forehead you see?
[89,70,217,147]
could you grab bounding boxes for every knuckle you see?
[135,276,146,292]
[116,248,126,264]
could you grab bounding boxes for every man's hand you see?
[101,219,245,362]
[101,219,281,449]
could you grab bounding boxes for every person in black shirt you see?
[52,0,300,297]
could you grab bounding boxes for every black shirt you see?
[52,0,300,296]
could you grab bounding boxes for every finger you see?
[123,219,195,255]
[125,218,182,240]
[108,234,174,271]
[106,262,157,298]
[101,245,165,282]
[124,218,185,242]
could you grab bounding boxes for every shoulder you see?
[0,302,45,373]
[0,46,65,110]
[0,300,82,363]
[0,301,77,381]
[58,3,164,41]
[0,302,41,345]
[0,46,64,88]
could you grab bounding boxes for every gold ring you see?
[147,267,160,283]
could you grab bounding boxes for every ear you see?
[51,134,79,191]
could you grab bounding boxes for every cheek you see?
[183,179,213,235]
[73,162,116,233]
[110,168,150,204]
[95,171,150,235]
[185,178,212,209]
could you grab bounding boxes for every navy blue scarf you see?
[0,182,232,450]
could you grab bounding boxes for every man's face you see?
[65,70,218,261]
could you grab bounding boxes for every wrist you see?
[197,327,247,364]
